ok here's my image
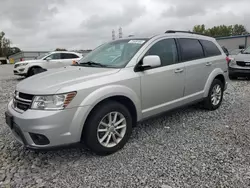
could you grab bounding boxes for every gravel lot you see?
[0,64,250,188]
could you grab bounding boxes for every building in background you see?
[9,51,49,63]
[216,34,250,51]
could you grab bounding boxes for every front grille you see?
[13,91,34,112]
[19,92,34,100]
[236,61,250,67]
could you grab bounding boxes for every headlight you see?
[20,63,28,66]
[229,59,236,67]
[31,92,76,110]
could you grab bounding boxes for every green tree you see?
[232,24,247,35]
[0,31,11,57]
[193,24,206,34]
[0,31,21,57]
[192,24,248,37]
[55,48,67,51]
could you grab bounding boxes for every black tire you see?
[82,101,132,155]
[27,67,44,77]
[229,74,237,80]
[203,79,224,111]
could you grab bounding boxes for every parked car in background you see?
[228,46,250,79]
[6,31,228,155]
[0,57,9,64]
[13,51,82,77]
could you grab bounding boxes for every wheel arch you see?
[204,68,226,97]
[76,85,142,141]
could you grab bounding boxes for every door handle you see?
[206,62,212,66]
[174,68,184,73]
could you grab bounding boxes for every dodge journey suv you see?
[6,31,228,155]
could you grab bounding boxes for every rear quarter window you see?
[178,38,204,62]
[200,40,221,57]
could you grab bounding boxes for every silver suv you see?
[5,31,228,155]
[228,46,250,79]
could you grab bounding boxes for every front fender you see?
[203,68,225,97]
[79,85,142,121]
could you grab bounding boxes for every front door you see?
[139,38,185,118]
[43,53,63,69]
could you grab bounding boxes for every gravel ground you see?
[0,64,250,188]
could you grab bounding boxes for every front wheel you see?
[27,67,44,77]
[203,79,224,110]
[82,101,132,155]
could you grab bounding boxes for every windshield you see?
[78,39,148,68]
[243,46,250,54]
[35,52,51,59]
[229,49,241,55]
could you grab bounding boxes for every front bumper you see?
[6,100,90,149]
[228,66,250,76]
[13,66,28,76]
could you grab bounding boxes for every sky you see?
[0,0,250,51]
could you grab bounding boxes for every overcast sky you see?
[1,0,250,51]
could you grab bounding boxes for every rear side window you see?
[200,40,221,57]
[62,53,79,59]
[146,38,178,66]
[178,38,204,62]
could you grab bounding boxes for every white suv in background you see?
[13,51,82,77]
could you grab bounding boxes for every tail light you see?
[226,57,231,64]
[20,58,23,61]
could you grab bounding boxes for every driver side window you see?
[145,38,178,67]
[46,53,61,60]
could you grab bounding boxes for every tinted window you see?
[178,39,204,61]
[200,40,221,57]
[62,53,79,59]
[46,53,61,60]
[146,39,178,66]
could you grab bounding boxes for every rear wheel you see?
[82,101,132,155]
[203,79,224,110]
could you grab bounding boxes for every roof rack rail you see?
[165,30,209,37]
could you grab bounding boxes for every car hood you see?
[16,66,120,95]
[234,53,250,62]
[15,60,41,64]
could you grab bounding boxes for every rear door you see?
[61,53,81,66]
[177,38,211,98]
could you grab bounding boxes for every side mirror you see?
[142,55,161,69]
[46,57,52,61]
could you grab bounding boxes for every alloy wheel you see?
[97,111,127,148]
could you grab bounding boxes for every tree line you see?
[0,31,21,58]
[192,24,249,38]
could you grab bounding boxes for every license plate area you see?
[5,112,13,129]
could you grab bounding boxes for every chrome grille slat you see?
[13,91,34,112]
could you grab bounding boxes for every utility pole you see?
[118,27,123,39]
[112,29,116,40]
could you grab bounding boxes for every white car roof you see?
[50,51,83,57]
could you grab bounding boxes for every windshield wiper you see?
[79,61,106,67]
